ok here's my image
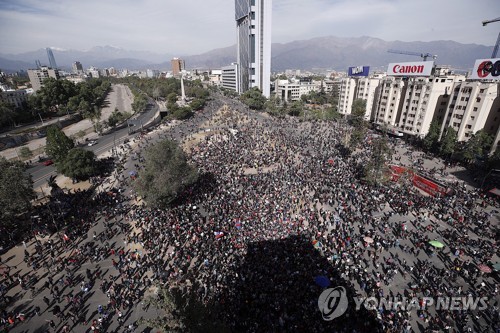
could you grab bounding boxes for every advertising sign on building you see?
[469,58,500,80]
[387,61,434,77]
[348,66,370,77]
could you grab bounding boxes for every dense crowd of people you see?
[126,108,499,332]
[1,98,498,333]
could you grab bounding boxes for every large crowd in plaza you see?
[1,99,499,333]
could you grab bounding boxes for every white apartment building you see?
[221,64,239,92]
[275,80,319,102]
[27,66,60,92]
[440,81,500,143]
[338,78,357,116]
[373,77,406,127]
[398,74,464,137]
[354,74,385,120]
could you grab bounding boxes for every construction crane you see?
[387,49,437,61]
[482,17,500,58]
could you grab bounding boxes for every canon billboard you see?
[387,61,434,77]
[348,66,370,77]
[470,58,500,80]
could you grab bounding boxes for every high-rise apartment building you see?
[338,78,357,116]
[235,0,272,98]
[440,81,500,142]
[397,74,464,137]
[27,66,60,92]
[171,58,185,76]
[46,48,58,69]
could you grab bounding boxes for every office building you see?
[221,64,239,92]
[171,58,185,76]
[235,0,272,97]
[0,88,28,108]
[275,79,319,102]
[46,48,58,69]
[27,66,60,92]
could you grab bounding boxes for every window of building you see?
[473,107,478,111]
[479,89,485,93]
[466,125,472,129]
[471,116,475,120]
[476,97,481,103]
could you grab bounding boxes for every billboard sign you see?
[348,66,370,77]
[470,58,500,80]
[387,61,434,76]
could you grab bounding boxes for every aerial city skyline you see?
[0,0,498,55]
[0,0,500,333]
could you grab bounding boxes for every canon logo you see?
[392,64,425,74]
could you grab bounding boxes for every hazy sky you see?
[0,0,499,55]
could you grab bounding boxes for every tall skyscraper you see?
[72,61,83,74]
[235,0,272,98]
[46,48,58,69]
[171,58,185,76]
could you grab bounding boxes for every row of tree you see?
[239,87,341,120]
[0,78,111,129]
[424,121,500,169]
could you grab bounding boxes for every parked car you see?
[43,159,54,166]
[88,140,98,146]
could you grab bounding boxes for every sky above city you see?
[0,0,498,55]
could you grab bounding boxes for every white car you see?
[88,140,98,146]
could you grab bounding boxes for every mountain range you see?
[0,36,493,73]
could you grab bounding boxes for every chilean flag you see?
[214,231,225,239]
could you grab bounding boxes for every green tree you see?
[107,108,124,127]
[364,134,392,185]
[45,126,74,162]
[134,139,198,207]
[349,99,367,148]
[57,148,96,181]
[190,98,205,111]
[439,127,457,158]
[288,101,303,117]
[167,92,178,104]
[423,120,441,152]
[461,130,493,163]
[172,106,194,120]
[0,101,15,128]
[19,146,33,160]
[324,106,341,120]
[240,87,267,110]
[0,157,35,227]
